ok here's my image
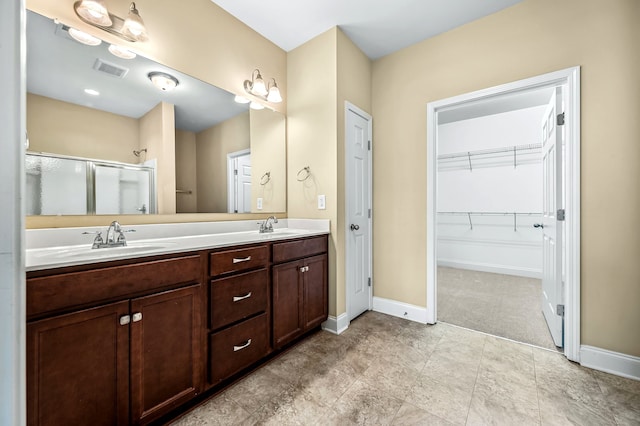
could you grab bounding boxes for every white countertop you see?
[26,219,330,272]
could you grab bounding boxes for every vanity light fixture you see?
[68,27,102,46]
[148,72,179,91]
[249,101,265,110]
[234,95,250,104]
[74,0,112,27]
[73,1,149,43]
[108,44,136,59]
[243,69,282,103]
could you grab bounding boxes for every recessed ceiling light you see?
[68,27,102,46]
[108,44,136,59]
[84,89,100,96]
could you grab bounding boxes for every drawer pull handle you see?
[233,339,252,352]
[233,292,252,302]
[232,256,252,264]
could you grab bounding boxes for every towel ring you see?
[296,166,311,182]
[260,172,271,185]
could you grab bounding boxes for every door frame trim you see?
[345,101,373,321]
[426,67,581,362]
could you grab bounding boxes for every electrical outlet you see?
[318,194,326,210]
[256,198,263,210]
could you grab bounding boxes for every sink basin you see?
[33,242,177,260]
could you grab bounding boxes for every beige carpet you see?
[437,266,558,350]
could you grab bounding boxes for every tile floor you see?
[171,311,640,426]
[437,267,556,350]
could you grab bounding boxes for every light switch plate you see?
[256,198,263,210]
[318,194,326,210]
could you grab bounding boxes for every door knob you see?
[350,224,360,231]
[533,223,544,229]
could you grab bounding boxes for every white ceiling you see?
[211,0,524,59]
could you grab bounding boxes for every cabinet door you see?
[272,260,304,349]
[303,254,328,330]
[27,301,130,426]
[130,285,202,424]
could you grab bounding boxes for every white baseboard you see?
[438,259,542,279]
[322,313,349,335]
[580,345,640,381]
[372,297,428,324]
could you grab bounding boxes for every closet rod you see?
[437,211,543,231]
[437,143,542,161]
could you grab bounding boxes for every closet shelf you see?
[437,143,542,171]
[437,211,542,231]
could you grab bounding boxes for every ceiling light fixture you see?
[243,69,282,103]
[108,44,136,59]
[148,72,179,91]
[84,88,100,96]
[73,1,149,43]
[68,27,102,46]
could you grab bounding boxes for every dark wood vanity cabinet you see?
[27,255,204,426]
[26,233,329,425]
[207,244,271,386]
[272,236,328,349]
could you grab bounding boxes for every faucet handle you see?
[82,231,104,248]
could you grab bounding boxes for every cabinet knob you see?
[119,315,131,326]
[299,266,309,273]
[132,312,142,322]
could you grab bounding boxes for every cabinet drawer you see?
[209,313,269,385]
[272,236,327,263]
[209,245,269,277]
[210,269,268,330]
[27,255,202,319]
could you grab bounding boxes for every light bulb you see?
[68,27,102,46]
[75,0,112,27]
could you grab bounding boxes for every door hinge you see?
[234,169,238,175]
[368,208,371,219]
[557,208,565,221]
[557,112,565,126]
[368,140,371,151]
[556,304,565,317]
[368,277,371,287]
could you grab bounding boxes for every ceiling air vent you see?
[93,58,129,79]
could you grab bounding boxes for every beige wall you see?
[196,112,250,213]
[140,102,175,215]
[27,93,140,163]
[287,28,338,315]
[287,28,371,317]
[371,0,640,356]
[336,30,372,316]
[175,130,198,213]
[250,109,287,213]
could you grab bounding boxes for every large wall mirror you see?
[26,10,286,217]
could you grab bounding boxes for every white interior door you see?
[227,151,251,213]
[346,103,372,321]
[236,154,252,213]
[540,87,564,347]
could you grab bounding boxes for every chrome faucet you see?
[83,221,135,249]
[258,216,278,233]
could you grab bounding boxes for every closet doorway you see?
[426,67,581,361]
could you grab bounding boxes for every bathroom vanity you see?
[25,221,329,425]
